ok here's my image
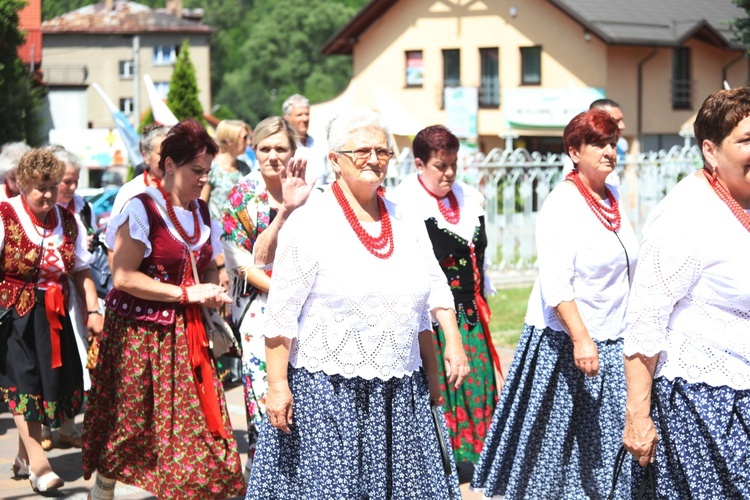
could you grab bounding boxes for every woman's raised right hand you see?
[266,381,294,434]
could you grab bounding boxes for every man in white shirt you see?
[282,94,328,186]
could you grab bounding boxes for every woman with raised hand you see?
[221,116,313,478]
[472,109,638,498]
[82,119,245,499]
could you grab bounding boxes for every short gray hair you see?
[0,142,31,177]
[49,147,82,170]
[326,108,393,152]
[140,124,170,155]
[282,94,310,117]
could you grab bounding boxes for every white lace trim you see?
[624,174,750,390]
[263,192,452,380]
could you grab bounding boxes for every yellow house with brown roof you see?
[319,0,748,155]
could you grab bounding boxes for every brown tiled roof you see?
[322,0,747,54]
[42,0,213,35]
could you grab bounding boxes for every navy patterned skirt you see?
[633,376,750,498]
[471,325,629,499]
[246,366,461,499]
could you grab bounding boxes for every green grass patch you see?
[487,286,532,348]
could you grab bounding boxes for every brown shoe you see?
[41,427,52,451]
[58,429,82,448]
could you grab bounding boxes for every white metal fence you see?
[386,145,704,270]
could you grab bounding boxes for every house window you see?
[405,50,424,87]
[119,97,134,115]
[479,48,499,108]
[153,44,178,65]
[154,82,170,100]
[119,60,134,79]
[672,47,691,109]
[443,49,460,88]
[520,46,541,85]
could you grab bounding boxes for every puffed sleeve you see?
[72,217,92,272]
[262,212,318,339]
[624,232,702,357]
[536,188,576,307]
[105,198,153,256]
[416,219,453,315]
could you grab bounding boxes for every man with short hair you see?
[282,94,328,185]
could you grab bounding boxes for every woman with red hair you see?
[82,119,245,499]
[472,109,638,498]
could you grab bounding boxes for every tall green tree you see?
[0,0,44,145]
[216,0,357,126]
[167,39,205,123]
[732,0,750,50]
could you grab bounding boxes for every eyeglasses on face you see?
[336,147,394,164]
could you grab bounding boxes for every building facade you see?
[41,0,212,132]
[320,0,748,155]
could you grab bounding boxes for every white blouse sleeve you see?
[72,218,92,272]
[262,215,318,339]
[105,198,153,256]
[210,220,223,261]
[624,233,702,357]
[536,191,576,307]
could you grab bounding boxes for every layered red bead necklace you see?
[157,184,201,245]
[703,167,750,232]
[417,176,460,224]
[22,197,57,236]
[332,181,394,259]
[566,170,621,231]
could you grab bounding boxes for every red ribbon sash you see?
[185,303,229,439]
[44,283,65,369]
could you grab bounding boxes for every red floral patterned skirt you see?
[82,309,245,499]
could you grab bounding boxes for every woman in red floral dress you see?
[82,120,245,499]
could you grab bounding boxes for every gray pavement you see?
[1,347,516,499]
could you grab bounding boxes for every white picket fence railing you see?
[386,145,704,270]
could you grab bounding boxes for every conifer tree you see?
[166,40,205,123]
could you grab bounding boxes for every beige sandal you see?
[12,455,30,478]
[41,426,52,451]
[58,428,82,448]
[29,470,64,492]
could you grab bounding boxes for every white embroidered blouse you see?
[525,181,639,341]
[106,188,223,261]
[624,174,750,390]
[262,190,454,380]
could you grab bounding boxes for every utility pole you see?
[133,35,141,128]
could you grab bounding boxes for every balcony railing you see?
[44,65,88,85]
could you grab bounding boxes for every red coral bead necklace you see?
[21,196,57,236]
[417,175,460,224]
[143,171,162,188]
[332,181,394,259]
[157,184,201,245]
[566,170,621,231]
[703,167,750,232]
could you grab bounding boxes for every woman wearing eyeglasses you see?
[201,120,252,289]
[391,125,497,472]
[246,109,460,498]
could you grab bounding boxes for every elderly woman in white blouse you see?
[245,109,461,498]
[473,109,638,498]
[623,88,750,497]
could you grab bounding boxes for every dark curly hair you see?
[16,149,65,190]
[157,119,219,175]
[412,125,459,164]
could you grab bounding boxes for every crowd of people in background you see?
[0,87,749,499]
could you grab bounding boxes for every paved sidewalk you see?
[0,348,516,499]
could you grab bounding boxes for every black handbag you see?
[608,444,657,500]
[89,226,113,299]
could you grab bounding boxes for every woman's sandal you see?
[12,455,30,478]
[29,470,64,492]
[58,428,82,448]
[41,426,53,451]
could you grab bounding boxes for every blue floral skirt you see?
[634,376,750,498]
[471,325,629,499]
[246,366,461,500]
